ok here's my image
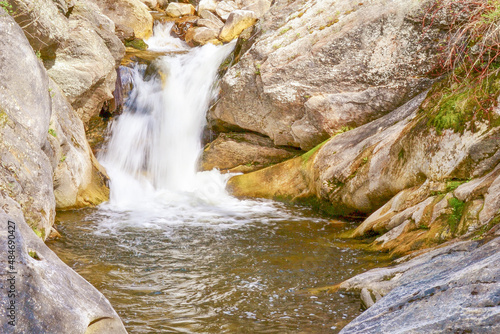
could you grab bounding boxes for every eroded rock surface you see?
[210,0,442,150]
[339,235,500,333]
[0,205,126,334]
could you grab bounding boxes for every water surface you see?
[48,206,389,333]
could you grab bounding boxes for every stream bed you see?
[48,205,389,333]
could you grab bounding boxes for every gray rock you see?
[0,13,55,237]
[9,0,125,124]
[211,0,441,149]
[339,237,500,333]
[235,0,271,18]
[215,0,238,21]
[0,202,126,334]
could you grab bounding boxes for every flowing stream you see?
[48,24,390,333]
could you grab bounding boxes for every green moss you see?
[447,197,465,233]
[446,180,466,192]
[125,38,148,51]
[28,250,40,260]
[424,67,500,134]
[48,128,57,137]
[279,27,292,35]
[471,214,500,240]
[32,227,43,238]
[301,138,330,162]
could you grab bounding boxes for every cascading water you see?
[47,23,390,334]
[99,23,279,222]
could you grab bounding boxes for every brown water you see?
[48,204,389,334]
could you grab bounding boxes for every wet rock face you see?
[0,205,127,334]
[210,0,442,150]
[339,236,500,334]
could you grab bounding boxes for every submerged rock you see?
[339,235,500,333]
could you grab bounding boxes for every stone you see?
[339,237,500,334]
[198,0,218,13]
[219,10,257,42]
[198,10,225,30]
[0,14,55,236]
[0,206,126,333]
[139,0,158,9]
[166,3,196,17]
[48,80,110,209]
[46,19,117,124]
[185,26,219,45]
[201,132,300,173]
[235,0,271,18]
[94,0,154,39]
[211,0,442,150]
[215,0,238,21]
[9,0,124,124]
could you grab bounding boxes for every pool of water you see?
[48,203,389,334]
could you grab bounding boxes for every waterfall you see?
[98,23,279,222]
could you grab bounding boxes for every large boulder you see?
[48,80,110,210]
[0,204,126,333]
[0,13,55,237]
[229,87,500,253]
[9,0,125,124]
[210,0,442,150]
[93,0,153,39]
[339,235,500,333]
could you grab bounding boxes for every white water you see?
[98,23,312,230]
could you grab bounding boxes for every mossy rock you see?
[125,38,148,51]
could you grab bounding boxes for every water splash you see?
[98,24,298,227]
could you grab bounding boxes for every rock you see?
[166,3,196,17]
[9,0,124,125]
[94,0,154,39]
[211,0,442,150]
[215,0,238,21]
[339,237,500,334]
[185,26,219,45]
[235,0,271,18]
[48,80,110,210]
[139,0,157,10]
[0,205,126,333]
[198,0,218,13]
[197,18,224,31]
[228,155,316,202]
[71,0,126,66]
[201,132,300,173]
[198,10,225,30]
[0,13,55,237]
[219,10,257,42]
[45,19,117,124]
